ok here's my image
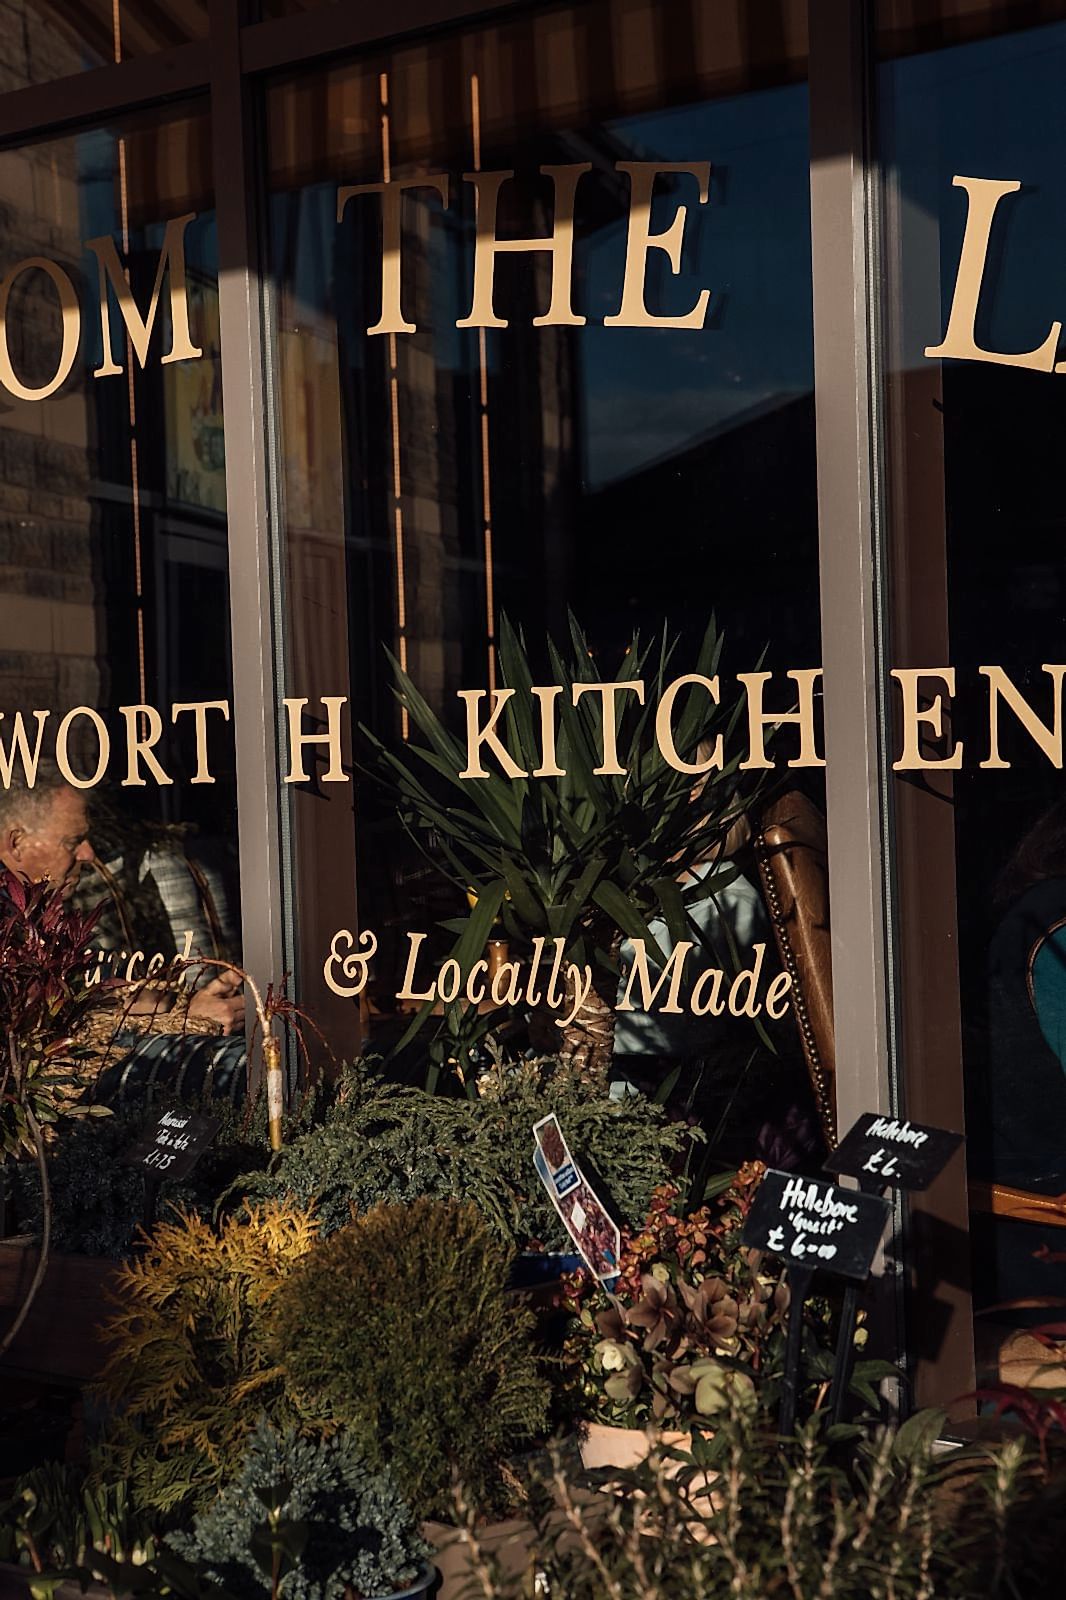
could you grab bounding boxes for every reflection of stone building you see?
[0,133,98,721]
[0,1,207,92]
[266,2,814,1038]
[0,109,238,954]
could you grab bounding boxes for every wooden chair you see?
[754,790,1066,1233]
[752,789,837,1147]
[968,1180,1066,1228]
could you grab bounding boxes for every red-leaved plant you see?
[0,866,104,1158]
[0,867,107,1357]
[559,1168,798,1429]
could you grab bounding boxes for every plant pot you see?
[0,1238,119,1382]
[508,1251,582,1291]
[374,1561,438,1599]
[424,1516,536,1600]
[578,1423,718,1527]
[578,1421,691,1471]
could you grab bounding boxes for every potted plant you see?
[0,1424,436,1600]
[93,1200,320,1519]
[364,615,767,1078]
[232,1056,691,1261]
[266,1198,550,1524]
[168,1418,435,1600]
[450,1410,1066,1600]
[559,1169,794,1468]
[0,869,114,1376]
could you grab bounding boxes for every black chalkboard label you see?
[124,1108,219,1183]
[742,1170,891,1282]
[827,1113,963,1192]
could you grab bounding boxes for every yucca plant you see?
[364,615,769,1077]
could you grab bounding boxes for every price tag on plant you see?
[532,1113,620,1289]
[742,1169,891,1283]
[827,1112,963,1192]
[124,1108,219,1184]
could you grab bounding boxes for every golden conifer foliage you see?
[93,1201,318,1517]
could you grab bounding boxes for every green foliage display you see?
[11,1094,272,1258]
[169,1418,430,1600]
[94,1202,319,1518]
[268,1198,550,1520]
[455,1409,1066,1600]
[232,1058,690,1251]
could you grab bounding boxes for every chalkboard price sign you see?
[828,1113,963,1192]
[124,1108,219,1185]
[742,1169,891,1283]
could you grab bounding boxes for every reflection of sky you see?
[580,86,814,489]
[881,23,1066,368]
[274,79,814,494]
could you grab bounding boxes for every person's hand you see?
[188,973,245,1035]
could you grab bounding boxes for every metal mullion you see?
[239,0,523,75]
[211,0,289,1081]
[808,5,908,1382]
[0,41,210,143]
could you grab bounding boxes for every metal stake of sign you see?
[779,1264,817,1436]
[743,1167,892,1436]
[828,1174,883,1423]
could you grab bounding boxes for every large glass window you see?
[264,0,830,1170]
[878,2,1066,1394]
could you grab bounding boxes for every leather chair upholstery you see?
[753,789,837,1146]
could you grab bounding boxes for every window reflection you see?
[879,3,1066,1390]
[0,1,208,90]
[267,0,827,1170]
[0,107,241,1059]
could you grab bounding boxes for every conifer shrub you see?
[268,1198,551,1519]
[93,1201,319,1517]
[169,1418,430,1600]
[233,1059,689,1251]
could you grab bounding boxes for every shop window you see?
[263,0,831,1171]
[0,2,208,90]
[0,103,243,1093]
[878,1,1066,1397]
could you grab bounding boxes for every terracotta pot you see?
[578,1423,719,1534]
[372,1562,438,1599]
[578,1421,691,1471]
[423,1516,537,1600]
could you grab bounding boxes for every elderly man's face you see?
[1,788,94,897]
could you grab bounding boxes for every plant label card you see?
[124,1108,219,1183]
[827,1113,964,1192]
[742,1170,891,1282]
[532,1113,620,1289]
